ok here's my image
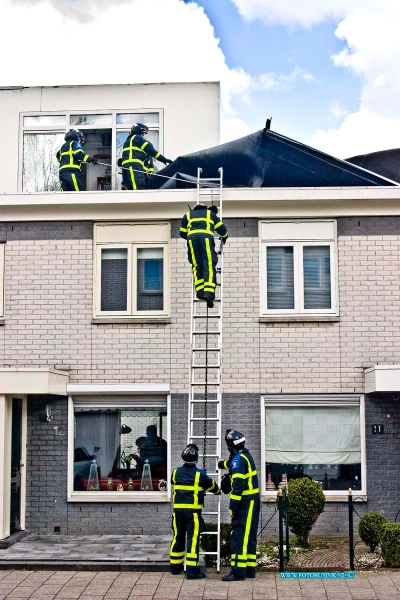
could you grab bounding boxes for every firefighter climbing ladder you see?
[187,167,224,572]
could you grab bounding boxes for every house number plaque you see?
[372,424,384,434]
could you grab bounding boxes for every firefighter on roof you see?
[56,130,98,192]
[121,123,172,190]
[170,444,220,579]
[218,429,260,581]
[180,203,228,308]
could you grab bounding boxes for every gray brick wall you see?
[6,216,400,534]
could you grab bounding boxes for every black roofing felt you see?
[346,148,400,184]
[150,129,396,189]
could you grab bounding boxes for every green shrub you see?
[358,512,387,552]
[283,477,326,548]
[200,522,232,566]
[381,523,400,567]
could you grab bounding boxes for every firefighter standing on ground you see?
[218,429,260,581]
[170,444,220,580]
[180,203,228,308]
[121,123,172,190]
[56,130,98,192]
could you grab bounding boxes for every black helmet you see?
[225,429,245,451]
[181,443,199,463]
[209,205,218,214]
[65,129,84,143]
[131,122,149,135]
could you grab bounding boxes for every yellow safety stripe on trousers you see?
[237,562,247,568]
[186,560,198,566]
[189,240,204,291]
[231,554,236,558]
[247,554,257,559]
[129,167,137,190]
[204,237,214,291]
[241,499,254,560]
[173,485,204,491]
[187,512,199,560]
[246,561,257,567]
[71,173,80,192]
[170,513,179,556]
[172,503,204,509]
[170,551,185,557]
[170,558,184,564]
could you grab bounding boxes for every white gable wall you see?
[0,81,220,194]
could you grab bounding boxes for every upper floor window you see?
[0,244,4,318]
[260,220,338,317]
[94,222,170,319]
[20,110,162,193]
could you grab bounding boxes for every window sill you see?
[262,494,366,503]
[92,318,171,325]
[259,316,339,323]
[68,492,170,503]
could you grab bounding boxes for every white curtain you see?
[266,406,361,464]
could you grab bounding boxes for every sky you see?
[1,0,400,159]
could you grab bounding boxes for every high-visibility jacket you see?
[180,207,228,241]
[220,449,259,512]
[121,134,167,171]
[171,464,220,510]
[56,140,92,171]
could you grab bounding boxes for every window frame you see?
[19,109,163,192]
[93,222,171,319]
[0,244,4,318]
[261,394,366,500]
[67,393,171,502]
[259,220,338,317]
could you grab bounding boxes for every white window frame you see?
[0,244,4,318]
[261,394,366,500]
[67,391,171,502]
[93,222,170,319]
[19,109,163,192]
[260,220,338,317]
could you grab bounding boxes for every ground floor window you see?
[72,402,168,495]
[262,395,365,496]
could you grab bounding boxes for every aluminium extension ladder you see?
[187,167,224,572]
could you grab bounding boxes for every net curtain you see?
[265,406,361,465]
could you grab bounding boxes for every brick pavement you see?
[0,570,399,600]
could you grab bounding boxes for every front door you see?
[10,398,23,533]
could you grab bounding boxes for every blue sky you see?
[1,0,400,158]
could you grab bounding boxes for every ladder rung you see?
[193,332,220,335]
[189,435,219,439]
[191,365,220,369]
[191,382,220,386]
[193,315,220,319]
[192,348,220,352]
[202,511,219,516]
[198,453,219,458]
[189,417,219,421]
[189,399,220,403]
[194,298,221,303]
[201,532,218,536]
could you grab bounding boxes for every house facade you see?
[0,82,400,541]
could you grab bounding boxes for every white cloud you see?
[231,0,400,156]
[329,102,349,121]
[221,117,252,142]
[0,0,316,143]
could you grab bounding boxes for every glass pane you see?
[117,113,159,125]
[137,248,163,311]
[265,406,361,492]
[267,246,294,309]
[74,409,167,492]
[23,133,65,192]
[116,131,160,190]
[24,115,65,126]
[101,248,128,311]
[303,246,331,309]
[70,114,112,126]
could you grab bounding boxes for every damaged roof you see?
[150,129,397,189]
[346,148,400,184]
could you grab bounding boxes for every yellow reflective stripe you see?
[242,454,254,493]
[129,167,137,190]
[241,500,254,559]
[187,230,214,236]
[230,494,241,501]
[246,561,257,567]
[204,237,214,290]
[71,173,80,192]
[238,555,247,560]
[82,155,89,163]
[180,227,188,233]
[190,511,199,562]
[242,488,259,495]
[154,151,160,159]
[174,485,203,491]
[122,159,145,166]
[214,221,223,228]
[172,503,203,509]
[206,481,216,492]
[170,512,178,557]
[194,471,200,508]
[170,551,185,557]
[186,560,197,566]
[172,469,177,506]
[220,232,228,238]
[231,554,236,558]
[170,558,184,564]
[231,470,257,480]
[247,554,257,559]
[59,164,80,170]
[237,562,247,567]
